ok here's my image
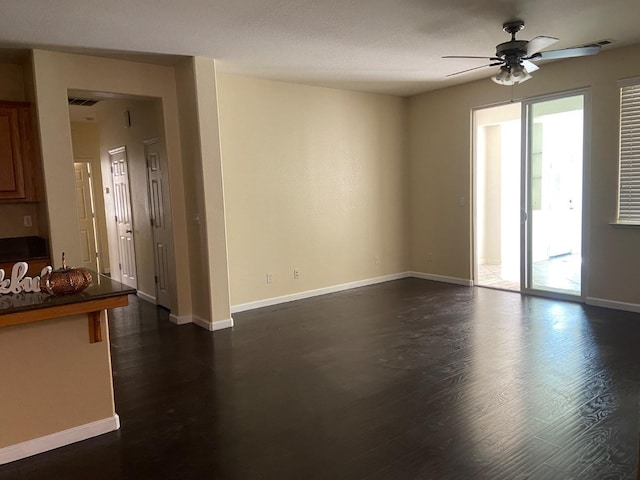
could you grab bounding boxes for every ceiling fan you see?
[443,21,601,85]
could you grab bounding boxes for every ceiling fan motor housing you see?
[495,40,528,63]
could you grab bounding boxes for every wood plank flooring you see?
[1,278,639,479]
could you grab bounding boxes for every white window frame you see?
[616,77,640,226]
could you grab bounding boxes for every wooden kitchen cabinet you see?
[0,101,35,202]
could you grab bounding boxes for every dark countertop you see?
[0,272,136,316]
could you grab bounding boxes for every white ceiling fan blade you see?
[446,63,500,77]
[526,36,559,55]
[523,60,539,73]
[442,55,501,61]
[534,44,601,60]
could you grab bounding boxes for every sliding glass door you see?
[474,91,587,299]
[522,93,586,297]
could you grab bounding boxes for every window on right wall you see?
[617,77,640,225]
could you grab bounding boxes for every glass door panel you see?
[524,95,584,296]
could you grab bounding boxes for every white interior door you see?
[74,162,99,272]
[145,139,173,309]
[109,146,138,289]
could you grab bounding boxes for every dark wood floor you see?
[2,279,639,479]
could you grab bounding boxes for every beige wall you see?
[175,58,232,323]
[69,121,110,272]
[30,50,192,315]
[21,54,50,240]
[408,43,640,304]
[175,59,212,320]
[193,58,232,322]
[0,312,115,448]
[217,74,409,306]
[0,63,25,101]
[0,204,40,239]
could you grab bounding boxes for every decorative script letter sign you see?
[0,262,53,295]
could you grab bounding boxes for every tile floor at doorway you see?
[478,254,581,294]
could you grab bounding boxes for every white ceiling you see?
[1,0,640,96]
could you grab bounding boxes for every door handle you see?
[126,229,132,233]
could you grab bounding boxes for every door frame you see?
[520,89,591,302]
[471,100,523,291]
[472,88,591,302]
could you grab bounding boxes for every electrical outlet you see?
[266,273,273,284]
[23,215,32,227]
[293,269,300,279]
[374,255,380,265]
[427,253,433,261]
[459,196,465,207]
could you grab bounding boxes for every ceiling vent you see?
[585,39,615,48]
[68,97,101,107]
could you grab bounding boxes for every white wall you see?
[475,103,521,279]
[476,124,502,265]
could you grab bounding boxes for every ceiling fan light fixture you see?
[491,66,511,85]
[491,64,532,86]
[509,63,531,83]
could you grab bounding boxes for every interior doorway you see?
[474,92,586,298]
[73,161,100,273]
[474,103,521,291]
[68,94,176,310]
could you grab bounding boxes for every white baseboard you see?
[169,313,192,325]
[231,272,411,313]
[410,271,474,287]
[0,415,120,466]
[192,315,234,331]
[136,291,156,304]
[169,313,234,331]
[586,297,640,313]
[212,318,234,331]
